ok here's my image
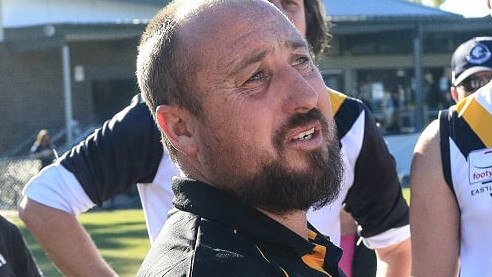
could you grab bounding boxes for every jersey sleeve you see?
[58,94,163,206]
[343,104,410,244]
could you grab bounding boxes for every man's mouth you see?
[275,109,329,152]
[284,123,324,150]
[293,127,315,142]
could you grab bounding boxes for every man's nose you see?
[280,68,319,114]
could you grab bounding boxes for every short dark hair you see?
[136,0,204,158]
[137,1,203,118]
[304,0,331,56]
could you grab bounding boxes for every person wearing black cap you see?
[410,36,492,276]
[450,37,492,103]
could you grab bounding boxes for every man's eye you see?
[282,0,301,10]
[294,56,309,65]
[293,56,313,71]
[283,0,299,6]
[246,71,266,83]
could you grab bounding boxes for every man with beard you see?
[20,0,410,276]
[136,0,344,275]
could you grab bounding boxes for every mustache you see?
[274,109,329,150]
[284,108,328,130]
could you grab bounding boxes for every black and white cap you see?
[452,37,492,86]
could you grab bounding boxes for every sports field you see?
[11,209,150,277]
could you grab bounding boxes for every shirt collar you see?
[171,177,341,259]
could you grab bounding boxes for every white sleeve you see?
[361,224,411,249]
[22,161,96,214]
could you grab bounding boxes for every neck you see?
[259,209,309,239]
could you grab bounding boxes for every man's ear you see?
[156,105,198,157]
[450,86,459,103]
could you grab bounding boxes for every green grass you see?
[402,187,410,205]
[11,209,149,277]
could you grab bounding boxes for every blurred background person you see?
[450,37,492,103]
[29,129,57,171]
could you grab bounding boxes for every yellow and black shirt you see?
[138,178,344,277]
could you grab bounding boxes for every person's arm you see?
[374,238,411,277]
[19,94,163,277]
[409,120,460,276]
[19,199,116,277]
[341,101,411,276]
[30,148,54,159]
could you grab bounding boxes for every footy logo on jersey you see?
[469,148,492,185]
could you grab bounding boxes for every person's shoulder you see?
[328,88,365,108]
[138,210,198,276]
[328,88,368,129]
[139,210,276,276]
[0,216,22,245]
[190,219,279,276]
[0,216,18,233]
[414,119,440,159]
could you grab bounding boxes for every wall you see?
[0,46,64,154]
[0,37,139,154]
[70,38,139,125]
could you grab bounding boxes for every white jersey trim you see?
[139,150,180,242]
[22,162,95,214]
[362,225,410,249]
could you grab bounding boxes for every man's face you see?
[178,1,341,214]
[452,70,492,102]
[269,0,307,37]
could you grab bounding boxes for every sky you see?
[431,0,490,17]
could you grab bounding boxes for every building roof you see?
[107,0,460,18]
[323,0,461,19]
[105,0,461,19]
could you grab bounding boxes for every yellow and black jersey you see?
[138,178,344,277]
[439,82,492,277]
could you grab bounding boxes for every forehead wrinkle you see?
[223,48,270,78]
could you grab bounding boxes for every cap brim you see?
[453,66,492,86]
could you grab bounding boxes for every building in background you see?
[0,0,491,155]
[320,0,491,133]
